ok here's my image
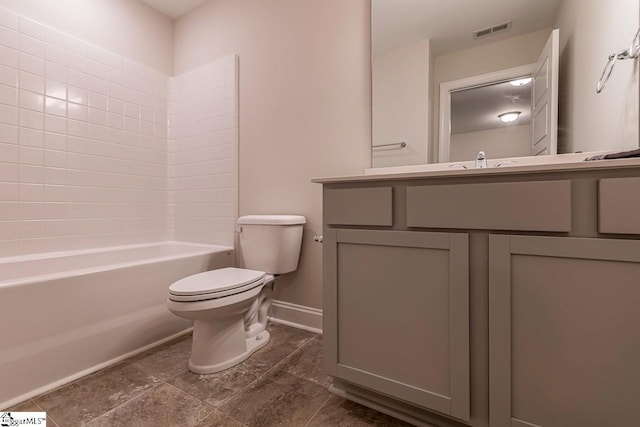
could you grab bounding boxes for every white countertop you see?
[312,152,640,183]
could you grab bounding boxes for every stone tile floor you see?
[8,323,411,426]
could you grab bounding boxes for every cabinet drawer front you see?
[599,177,640,234]
[407,181,571,231]
[325,187,392,226]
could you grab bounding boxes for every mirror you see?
[371,0,639,168]
[449,74,533,162]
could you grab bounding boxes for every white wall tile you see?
[0,182,18,201]
[19,109,44,129]
[0,65,18,87]
[19,34,44,58]
[0,8,19,30]
[18,183,43,201]
[45,114,66,134]
[67,70,88,90]
[88,76,107,95]
[68,86,87,105]
[67,103,88,121]
[89,92,107,110]
[19,89,43,112]
[169,56,238,245]
[45,62,66,83]
[0,83,17,105]
[0,45,19,69]
[18,164,43,183]
[19,128,43,147]
[19,145,43,165]
[44,149,65,168]
[19,52,44,76]
[44,99,65,120]
[0,25,18,49]
[18,18,46,40]
[20,71,44,94]
[88,108,107,126]
[0,10,238,256]
[0,141,18,162]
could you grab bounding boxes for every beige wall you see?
[450,125,531,162]
[372,39,430,167]
[432,29,551,162]
[174,0,371,309]
[554,0,639,153]
[0,0,174,74]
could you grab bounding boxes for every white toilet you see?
[166,215,306,374]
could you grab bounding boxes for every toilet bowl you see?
[166,215,305,374]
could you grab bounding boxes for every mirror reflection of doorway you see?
[450,77,532,162]
[439,29,559,163]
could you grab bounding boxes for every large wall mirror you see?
[371,0,639,168]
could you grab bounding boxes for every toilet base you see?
[188,330,271,374]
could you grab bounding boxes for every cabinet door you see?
[489,235,640,427]
[323,229,470,421]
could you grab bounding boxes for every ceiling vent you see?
[473,20,512,39]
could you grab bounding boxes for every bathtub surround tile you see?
[168,55,238,247]
[34,362,159,426]
[0,7,205,256]
[85,383,213,427]
[307,395,413,427]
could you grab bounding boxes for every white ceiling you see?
[139,0,210,19]
[372,0,561,55]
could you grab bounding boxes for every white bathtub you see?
[0,242,233,409]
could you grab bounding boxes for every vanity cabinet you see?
[323,229,470,421]
[317,163,640,427]
[489,235,640,427]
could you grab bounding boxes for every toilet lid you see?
[169,267,266,296]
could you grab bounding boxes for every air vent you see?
[473,20,512,39]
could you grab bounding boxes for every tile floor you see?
[8,323,411,426]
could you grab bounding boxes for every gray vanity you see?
[314,159,640,427]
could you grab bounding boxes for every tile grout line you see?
[23,399,60,427]
[158,379,248,427]
[158,382,220,426]
[266,337,330,389]
[80,378,165,426]
[214,332,318,410]
[303,393,333,427]
[30,327,318,426]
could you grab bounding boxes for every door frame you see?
[438,63,536,163]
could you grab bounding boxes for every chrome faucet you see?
[475,151,487,168]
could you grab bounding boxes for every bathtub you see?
[0,242,233,409]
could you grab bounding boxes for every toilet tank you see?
[237,215,306,274]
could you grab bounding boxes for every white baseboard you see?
[1,328,193,410]
[268,300,322,334]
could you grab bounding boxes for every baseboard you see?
[1,327,193,410]
[268,300,322,334]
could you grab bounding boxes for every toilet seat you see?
[168,267,266,302]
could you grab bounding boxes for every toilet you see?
[166,214,306,374]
